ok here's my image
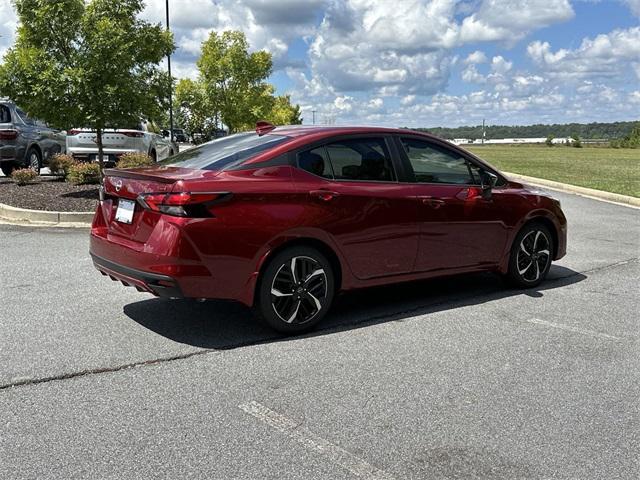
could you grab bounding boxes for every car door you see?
[396,135,509,273]
[15,108,38,160]
[293,136,418,280]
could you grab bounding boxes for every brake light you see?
[122,131,144,138]
[67,129,81,136]
[137,192,231,217]
[0,129,19,140]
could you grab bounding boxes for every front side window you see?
[401,137,478,185]
[325,138,396,182]
[159,132,289,171]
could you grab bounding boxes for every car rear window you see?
[0,105,12,123]
[159,132,289,171]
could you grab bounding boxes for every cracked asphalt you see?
[0,191,638,479]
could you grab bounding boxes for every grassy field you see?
[465,144,640,197]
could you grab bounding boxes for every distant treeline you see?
[410,121,640,140]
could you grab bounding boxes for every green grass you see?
[465,144,640,197]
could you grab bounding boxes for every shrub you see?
[571,135,582,148]
[545,135,554,147]
[117,152,153,169]
[67,162,101,185]
[48,153,77,178]
[11,168,38,186]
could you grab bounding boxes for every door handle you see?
[417,196,445,209]
[310,190,340,202]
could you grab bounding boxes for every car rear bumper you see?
[89,203,255,304]
[91,253,183,298]
[0,144,18,162]
[68,147,142,162]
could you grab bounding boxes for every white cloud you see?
[621,0,640,16]
[464,50,488,65]
[0,0,17,60]
[528,27,640,80]
[460,0,574,45]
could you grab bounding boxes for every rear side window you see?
[297,147,333,179]
[401,137,479,185]
[159,132,289,171]
[0,105,10,123]
[325,138,396,182]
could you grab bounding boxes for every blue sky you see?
[1,0,639,127]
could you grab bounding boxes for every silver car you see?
[66,121,178,165]
[0,99,66,176]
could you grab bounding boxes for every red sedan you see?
[90,124,567,333]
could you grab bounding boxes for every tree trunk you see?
[96,126,105,183]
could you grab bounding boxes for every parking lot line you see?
[526,318,622,340]
[239,400,395,480]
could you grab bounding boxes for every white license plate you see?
[115,199,135,224]
[93,155,110,162]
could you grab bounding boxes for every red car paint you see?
[90,126,567,306]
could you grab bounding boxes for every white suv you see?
[66,122,177,164]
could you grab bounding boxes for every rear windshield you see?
[159,132,289,171]
[0,105,10,123]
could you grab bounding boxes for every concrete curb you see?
[0,202,93,227]
[505,172,640,208]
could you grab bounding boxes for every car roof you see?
[264,124,447,147]
[272,124,415,138]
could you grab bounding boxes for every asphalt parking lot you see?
[1,191,638,479]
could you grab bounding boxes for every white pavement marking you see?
[527,318,622,340]
[239,400,395,480]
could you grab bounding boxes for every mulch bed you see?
[0,176,99,212]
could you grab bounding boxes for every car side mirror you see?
[480,171,498,198]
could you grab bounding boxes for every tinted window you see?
[159,132,289,171]
[325,138,395,182]
[0,105,10,123]
[297,147,333,179]
[16,108,35,126]
[401,138,478,184]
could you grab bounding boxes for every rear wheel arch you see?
[256,237,343,299]
[25,143,42,164]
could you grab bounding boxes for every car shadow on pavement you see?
[123,264,586,349]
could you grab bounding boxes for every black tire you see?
[149,150,157,162]
[25,147,42,174]
[1,163,15,177]
[506,222,554,288]
[254,246,335,334]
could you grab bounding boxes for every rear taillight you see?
[122,131,144,138]
[67,129,81,136]
[137,192,231,217]
[0,129,19,140]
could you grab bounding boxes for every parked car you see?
[161,128,188,143]
[66,121,177,165]
[90,124,567,333]
[0,99,66,176]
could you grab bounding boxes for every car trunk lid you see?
[102,166,216,242]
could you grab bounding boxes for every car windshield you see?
[159,132,289,171]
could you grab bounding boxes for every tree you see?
[545,134,554,147]
[267,94,303,126]
[197,31,273,133]
[0,0,174,174]
[571,134,582,148]
[174,78,218,142]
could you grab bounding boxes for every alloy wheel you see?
[516,230,551,282]
[270,256,328,324]
[29,151,40,172]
